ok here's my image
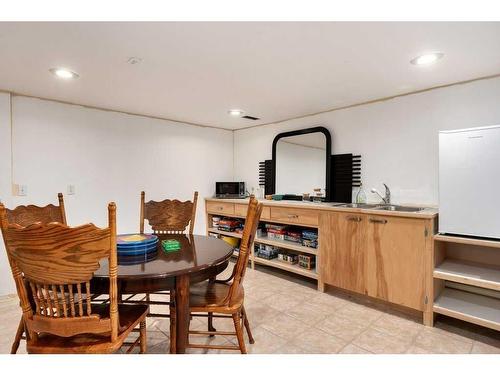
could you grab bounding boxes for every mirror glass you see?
[275,132,327,195]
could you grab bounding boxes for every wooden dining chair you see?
[3,193,67,354]
[0,202,149,354]
[5,192,67,227]
[140,191,198,235]
[135,191,199,349]
[180,197,263,354]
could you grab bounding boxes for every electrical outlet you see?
[18,184,28,196]
[67,184,76,195]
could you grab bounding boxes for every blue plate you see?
[118,241,158,250]
[117,233,158,247]
[118,238,159,251]
[118,241,158,256]
[118,247,158,256]
[118,251,158,265]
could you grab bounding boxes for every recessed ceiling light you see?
[410,53,444,66]
[228,109,244,116]
[49,68,79,79]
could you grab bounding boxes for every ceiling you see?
[0,22,499,130]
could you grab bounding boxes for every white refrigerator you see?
[439,125,500,239]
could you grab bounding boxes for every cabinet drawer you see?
[206,202,234,215]
[235,204,270,220]
[261,207,270,220]
[270,207,319,226]
[234,204,248,217]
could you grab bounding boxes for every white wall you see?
[235,76,500,205]
[0,96,233,296]
[0,93,13,295]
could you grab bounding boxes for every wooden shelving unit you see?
[254,235,317,255]
[432,233,500,331]
[206,212,319,284]
[208,228,243,239]
[253,256,317,279]
[207,228,318,257]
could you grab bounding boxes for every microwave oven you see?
[215,182,246,198]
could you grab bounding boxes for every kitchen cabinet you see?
[206,198,436,317]
[320,213,429,312]
[365,215,427,311]
[319,212,366,294]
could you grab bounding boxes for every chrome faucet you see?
[371,184,391,204]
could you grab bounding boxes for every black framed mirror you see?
[271,126,332,201]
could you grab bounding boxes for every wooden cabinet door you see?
[365,215,426,311]
[320,212,366,294]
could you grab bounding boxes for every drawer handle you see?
[347,216,362,222]
[369,218,388,224]
[287,214,299,219]
[217,206,224,211]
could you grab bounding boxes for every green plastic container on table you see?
[162,239,181,252]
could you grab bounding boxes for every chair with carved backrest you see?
[133,191,199,350]
[5,192,67,227]
[0,202,148,354]
[140,191,198,235]
[139,192,199,300]
[3,193,67,354]
[179,197,263,354]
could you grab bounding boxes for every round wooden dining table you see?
[92,234,234,354]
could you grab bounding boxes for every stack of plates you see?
[117,233,158,256]
[118,251,158,265]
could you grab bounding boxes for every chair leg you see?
[208,312,216,337]
[232,312,247,354]
[241,306,255,344]
[10,318,24,354]
[169,291,176,354]
[139,320,147,354]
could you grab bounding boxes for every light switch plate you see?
[67,184,76,195]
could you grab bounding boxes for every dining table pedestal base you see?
[173,274,190,354]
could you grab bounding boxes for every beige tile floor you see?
[2,262,500,354]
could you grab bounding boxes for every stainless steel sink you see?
[332,203,426,212]
[336,203,380,209]
[374,205,425,212]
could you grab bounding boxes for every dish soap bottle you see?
[356,183,367,204]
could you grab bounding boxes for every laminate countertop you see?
[205,198,438,220]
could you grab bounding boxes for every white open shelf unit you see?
[434,287,500,331]
[434,259,500,291]
[433,234,500,331]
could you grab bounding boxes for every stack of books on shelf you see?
[301,229,318,248]
[213,217,243,232]
[255,243,279,259]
